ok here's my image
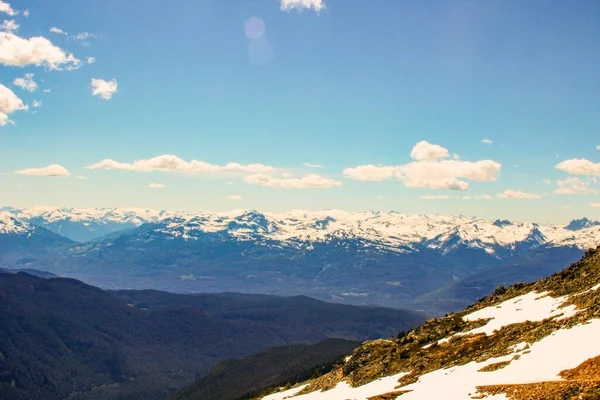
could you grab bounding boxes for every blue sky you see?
[0,0,599,223]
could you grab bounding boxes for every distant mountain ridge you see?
[4,207,600,251]
[1,208,598,313]
[0,213,73,268]
[2,207,171,242]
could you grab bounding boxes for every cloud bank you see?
[556,159,600,176]
[244,173,342,188]
[14,164,70,176]
[343,141,501,191]
[0,32,81,69]
[0,84,27,126]
[280,0,325,12]
[86,155,275,174]
[0,1,17,16]
[497,190,541,199]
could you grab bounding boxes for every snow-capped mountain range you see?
[2,207,599,254]
[1,207,597,313]
[0,206,170,242]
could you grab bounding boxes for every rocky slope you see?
[260,246,600,400]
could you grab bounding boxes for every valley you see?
[0,272,422,400]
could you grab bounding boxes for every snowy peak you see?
[261,248,600,400]
[230,211,277,234]
[565,217,600,231]
[492,219,512,228]
[3,207,173,242]
[10,206,165,225]
[521,225,546,249]
[0,212,37,235]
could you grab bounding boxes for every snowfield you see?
[431,290,580,346]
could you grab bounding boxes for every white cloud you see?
[344,141,501,191]
[224,181,234,185]
[22,9,28,17]
[481,138,493,145]
[13,73,37,92]
[226,195,243,201]
[14,164,70,177]
[49,26,67,35]
[91,78,117,100]
[86,154,275,175]
[86,56,96,64]
[0,84,27,126]
[497,190,542,199]
[553,188,575,195]
[597,145,600,150]
[0,19,18,32]
[554,177,599,195]
[421,195,458,200]
[421,195,472,200]
[32,99,41,108]
[542,179,552,185]
[476,194,493,200]
[244,173,342,188]
[148,183,165,189]
[410,140,449,161]
[43,88,51,93]
[304,162,324,168]
[590,203,600,208]
[280,0,325,12]
[0,32,81,69]
[76,175,86,180]
[0,1,17,16]
[376,195,388,200]
[343,165,396,181]
[398,159,500,190]
[71,32,99,46]
[555,158,600,176]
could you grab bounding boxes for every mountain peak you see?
[0,212,35,235]
[565,217,600,231]
[492,219,512,228]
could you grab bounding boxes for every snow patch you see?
[263,373,409,400]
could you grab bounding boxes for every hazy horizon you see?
[2,203,597,225]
